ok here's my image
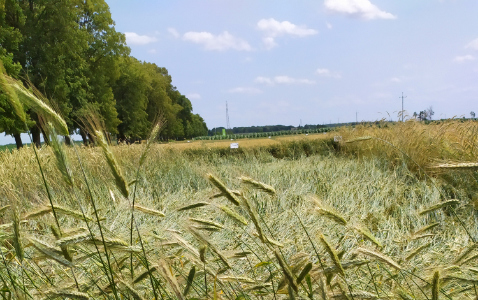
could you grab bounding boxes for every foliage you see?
[0,0,206,148]
[413,106,435,121]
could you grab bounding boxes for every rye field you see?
[1,119,478,299]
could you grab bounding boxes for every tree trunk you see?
[13,133,23,149]
[117,131,126,144]
[87,133,95,145]
[80,128,88,146]
[41,128,50,146]
[64,136,71,146]
[31,125,41,148]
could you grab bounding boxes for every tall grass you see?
[1,78,478,298]
[338,119,478,171]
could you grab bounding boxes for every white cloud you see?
[466,38,478,50]
[257,18,318,37]
[148,49,157,54]
[187,93,201,100]
[257,18,318,49]
[262,37,277,49]
[390,77,401,83]
[168,28,180,38]
[453,55,475,63]
[324,0,396,20]
[326,22,333,29]
[124,32,157,45]
[183,31,252,51]
[255,76,315,85]
[228,87,262,94]
[316,68,341,78]
[254,76,274,85]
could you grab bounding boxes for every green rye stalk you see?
[207,174,240,206]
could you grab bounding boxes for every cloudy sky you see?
[2,0,477,144]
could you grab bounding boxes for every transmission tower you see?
[399,92,407,122]
[226,101,230,130]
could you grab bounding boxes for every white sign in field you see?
[230,143,239,149]
[334,136,343,142]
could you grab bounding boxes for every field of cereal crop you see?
[1,117,478,299]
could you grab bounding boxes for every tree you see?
[142,63,182,140]
[2,0,128,145]
[426,106,434,120]
[186,114,208,138]
[114,56,150,140]
[15,0,91,146]
[471,111,475,119]
[0,59,33,149]
[77,0,129,136]
[0,1,32,149]
[418,111,424,121]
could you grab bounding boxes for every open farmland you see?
[162,132,332,150]
[1,120,478,299]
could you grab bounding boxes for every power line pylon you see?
[399,92,407,122]
[226,101,230,130]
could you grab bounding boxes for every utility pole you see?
[399,92,407,122]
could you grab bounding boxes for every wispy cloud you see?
[316,68,341,78]
[187,93,201,100]
[124,32,157,45]
[324,0,396,20]
[183,31,252,51]
[228,87,262,94]
[453,55,475,63]
[254,76,274,85]
[255,76,316,85]
[257,18,318,49]
[466,38,478,50]
[168,27,180,38]
[326,22,333,29]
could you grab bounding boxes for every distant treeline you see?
[207,118,478,136]
[0,0,207,149]
[208,124,329,135]
[196,127,333,141]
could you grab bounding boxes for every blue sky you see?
[2,0,477,144]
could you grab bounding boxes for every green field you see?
[0,143,17,152]
[1,119,478,299]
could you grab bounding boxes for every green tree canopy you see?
[0,0,207,147]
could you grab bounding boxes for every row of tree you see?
[197,127,332,141]
[0,0,207,149]
[208,124,329,135]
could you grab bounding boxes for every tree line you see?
[0,0,207,149]
[208,124,329,135]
